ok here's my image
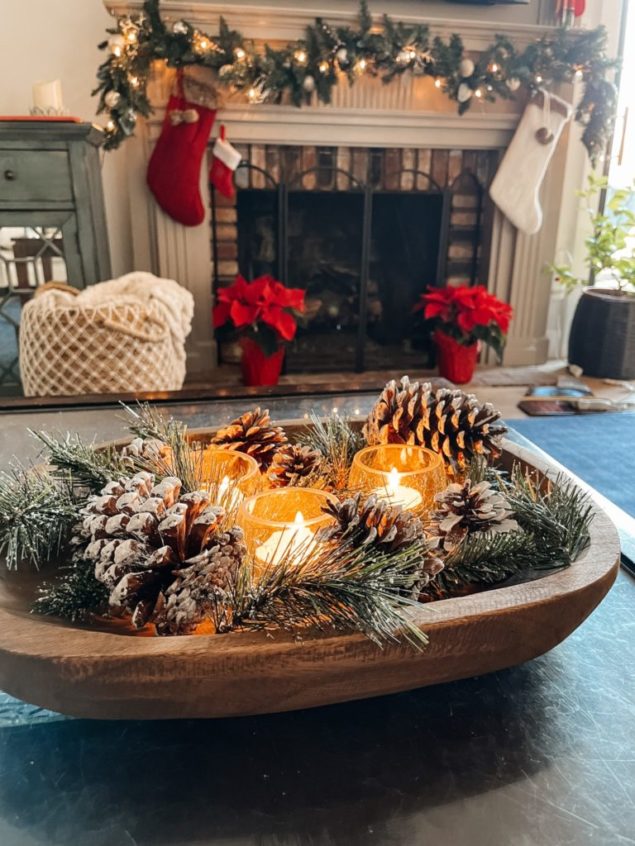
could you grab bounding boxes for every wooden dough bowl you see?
[0,430,620,720]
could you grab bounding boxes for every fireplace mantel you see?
[106,0,612,375]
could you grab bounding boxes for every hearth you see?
[211,145,497,372]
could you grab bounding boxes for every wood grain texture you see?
[0,438,620,720]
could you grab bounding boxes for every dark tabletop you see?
[0,394,633,846]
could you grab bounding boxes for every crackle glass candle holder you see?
[198,447,260,511]
[238,487,338,571]
[348,444,446,512]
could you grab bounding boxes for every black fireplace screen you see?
[211,159,485,373]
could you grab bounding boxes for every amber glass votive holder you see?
[348,444,446,512]
[198,447,260,510]
[238,487,338,572]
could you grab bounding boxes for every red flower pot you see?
[240,337,285,386]
[434,331,479,385]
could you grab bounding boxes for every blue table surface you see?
[0,396,633,846]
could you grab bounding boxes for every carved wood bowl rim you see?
[0,429,620,720]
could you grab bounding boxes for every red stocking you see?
[210,126,241,199]
[147,88,216,226]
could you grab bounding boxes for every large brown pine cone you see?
[79,472,243,634]
[211,407,287,471]
[427,479,518,552]
[363,376,507,471]
[268,444,322,488]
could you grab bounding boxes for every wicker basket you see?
[19,274,194,397]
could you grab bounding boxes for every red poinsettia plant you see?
[414,284,513,361]
[213,273,305,356]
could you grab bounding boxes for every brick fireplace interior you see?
[211,144,499,373]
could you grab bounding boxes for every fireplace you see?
[211,145,498,372]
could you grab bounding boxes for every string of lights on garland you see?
[95,0,618,163]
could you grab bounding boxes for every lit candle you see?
[32,79,63,113]
[375,467,422,510]
[217,475,243,512]
[255,511,317,567]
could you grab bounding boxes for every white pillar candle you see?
[255,511,317,567]
[32,80,63,112]
[374,467,422,510]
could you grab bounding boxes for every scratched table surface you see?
[0,394,634,846]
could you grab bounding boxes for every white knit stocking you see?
[489,91,572,235]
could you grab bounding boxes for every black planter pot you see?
[568,289,635,379]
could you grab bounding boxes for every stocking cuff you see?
[213,137,241,171]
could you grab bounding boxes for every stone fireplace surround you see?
[105,0,597,378]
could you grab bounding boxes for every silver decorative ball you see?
[506,77,521,92]
[172,20,188,35]
[459,58,475,78]
[396,50,411,67]
[104,90,121,109]
[219,64,233,80]
[303,75,316,93]
[457,83,473,103]
[336,47,348,65]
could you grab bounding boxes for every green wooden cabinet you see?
[0,121,111,390]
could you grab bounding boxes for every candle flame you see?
[387,467,400,494]
[218,475,230,497]
[293,511,305,528]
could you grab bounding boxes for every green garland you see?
[94,1,618,163]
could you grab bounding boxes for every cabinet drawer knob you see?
[3,169,16,181]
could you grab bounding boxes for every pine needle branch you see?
[232,539,430,648]
[423,530,535,600]
[0,466,80,570]
[121,402,200,491]
[33,557,108,622]
[31,430,127,492]
[296,413,363,491]
[505,465,593,567]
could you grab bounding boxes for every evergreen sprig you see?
[122,403,200,491]
[505,465,593,567]
[34,558,108,622]
[0,466,80,570]
[233,538,431,648]
[296,412,363,491]
[96,0,617,161]
[31,430,127,493]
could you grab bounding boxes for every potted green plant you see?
[552,175,635,379]
[414,285,512,384]
[213,274,305,386]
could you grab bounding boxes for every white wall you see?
[0,0,133,278]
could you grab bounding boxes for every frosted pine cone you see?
[363,376,507,471]
[211,407,287,471]
[318,493,444,589]
[152,528,245,636]
[427,479,518,552]
[78,472,242,633]
[120,436,171,466]
[317,492,426,553]
[268,444,322,488]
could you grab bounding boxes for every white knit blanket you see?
[41,272,194,347]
